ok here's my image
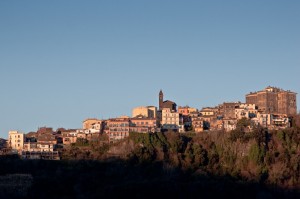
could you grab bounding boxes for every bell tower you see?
[159,90,164,110]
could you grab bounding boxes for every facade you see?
[23,142,39,152]
[8,131,25,152]
[200,107,218,117]
[161,108,180,126]
[223,102,241,119]
[36,134,57,152]
[105,118,130,143]
[223,119,237,132]
[83,118,103,132]
[178,106,197,116]
[132,106,157,118]
[235,103,258,120]
[246,86,297,115]
[191,117,204,133]
[131,116,157,128]
[252,112,290,129]
[61,131,78,145]
[130,116,157,133]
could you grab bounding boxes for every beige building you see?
[161,108,180,126]
[132,106,157,118]
[83,118,102,130]
[62,131,78,145]
[8,131,25,151]
[200,107,217,116]
[105,118,130,143]
[191,117,204,133]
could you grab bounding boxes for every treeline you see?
[1,124,300,198]
[60,120,300,189]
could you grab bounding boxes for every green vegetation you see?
[2,125,300,198]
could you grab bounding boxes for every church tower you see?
[159,90,164,110]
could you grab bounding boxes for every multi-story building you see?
[191,117,204,133]
[161,108,184,132]
[246,86,297,115]
[235,103,258,120]
[61,130,78,145]
[8,131,25,152]
[36,133,57,152]
[223,102,241,119]
[161,108,180,126]
[105,118,131,143]
[131,116,157,128]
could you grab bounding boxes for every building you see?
[83,118,103,133]
[223,119,237,132]
[251,112,290,129]
[271,114,290,129]
[132,106,157,118]
[246,86,297,115]
[235,103,258,120]
[105,118,131,143]
[161,108,180,126]
[191,117,204,133]
[178,106,197,116]
[223,102,241,119]
[131,116,157,128]
[130,116,157,133]
[61,130,78,145]
[8,131,25,152]
[36,133,57,152]
[200,108,216,117]
[159,90,177,112]
[161,108,184,132]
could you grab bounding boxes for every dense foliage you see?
[2,124,300,198]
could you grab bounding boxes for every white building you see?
[162,108,180,126]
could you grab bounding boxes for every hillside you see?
[1,126,300,198]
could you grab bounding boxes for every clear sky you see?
[0,0,299,138]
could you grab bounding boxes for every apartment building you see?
[8,131,25,152]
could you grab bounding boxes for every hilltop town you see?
[2,86,298,160]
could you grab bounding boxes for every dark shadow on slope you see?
[0,155,299,199]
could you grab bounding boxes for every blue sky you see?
[0,0,299,138]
